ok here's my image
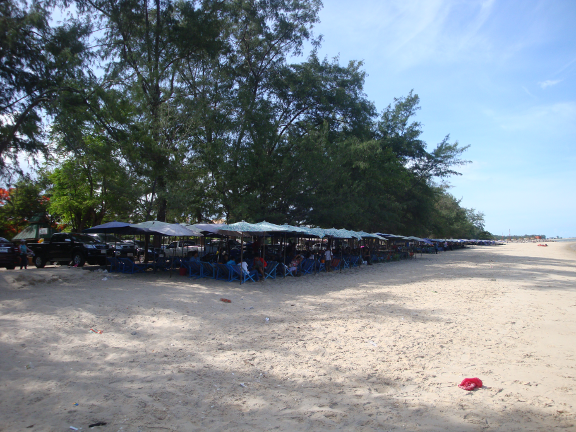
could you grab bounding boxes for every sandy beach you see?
[1,242,575,431]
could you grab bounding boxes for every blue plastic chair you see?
[281,263,297,277]
[182,260,202,278]
[264,261,278,280]
[349,256,360,268]
[300,259,315,275]
[118,257,147,274]
[199,262,215,278]
[230,264,258,283]
[215,263,233,281]
[106,257,121,273]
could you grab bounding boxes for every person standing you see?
[324,247,332,272]
[19,240,29,269]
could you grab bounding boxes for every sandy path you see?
[1,242,575,431]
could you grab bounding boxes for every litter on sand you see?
[89,329,103,334]
[220,298,231,303]
[458,377,483,391]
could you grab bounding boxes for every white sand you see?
[1,242,575,431]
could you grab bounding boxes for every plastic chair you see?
[230,264,258,283]
[264,261,278,280]
[118,257,147,274]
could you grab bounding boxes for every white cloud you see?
[522,86,537,99]
[538,79,562,89]
[493,102,576,132]
[315,0,498,71]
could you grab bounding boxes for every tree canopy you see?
[0,0,491,239]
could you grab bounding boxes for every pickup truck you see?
[29,233,111,268]
[163,240,203,257]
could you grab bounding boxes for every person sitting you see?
[226,257,237,266]
[219,253,229,264]
[189,250,199,261]
[238,257,259,281]
[288,255,302,276]
[253,256,267,282]
[362,246,371,265]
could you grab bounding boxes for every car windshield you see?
[0,237,9,243]
[70,234,99,243]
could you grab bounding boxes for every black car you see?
[114,241,139,258]
[29,233,111,267]
[0,237,19,270]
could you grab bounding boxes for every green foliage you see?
[0,0,92,179]
[2,0,489,239]
[42,132,142,231]
[0,177,50,238]
[428,186,490,239]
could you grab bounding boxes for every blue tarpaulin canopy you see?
[83,221,153,235]
[131,221,202,237]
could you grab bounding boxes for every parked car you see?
[29,233,111,267]
[163,240,203,257]
[114,240,138,258]
[0,237,19,269]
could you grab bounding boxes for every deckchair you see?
[215,263,232,281]
[106,256,121,273]
[229,264,258,283]
[147,256,171,271]
[264,261,278,280]
[118,257,147,274]
[199,261,215,278]
[300,258,315,275]
[331,258,341,271]
[280,263,297,277]
[349,256,360,268]
[182,260,202,278]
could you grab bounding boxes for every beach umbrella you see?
[83,221,155,259]
[190,223,227,236]
[132,221,203,277]
[217,221,286,284]
[218,221,271,236]
[322,228,349,239]
[131,220,199,236]
[83,221,132,233]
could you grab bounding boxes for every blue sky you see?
[307,0,576,237]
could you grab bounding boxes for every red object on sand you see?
[220,298,231,303]
[458,377,482,391]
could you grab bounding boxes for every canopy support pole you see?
[240,233,244,285]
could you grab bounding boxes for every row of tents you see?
[83,219,495,245]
